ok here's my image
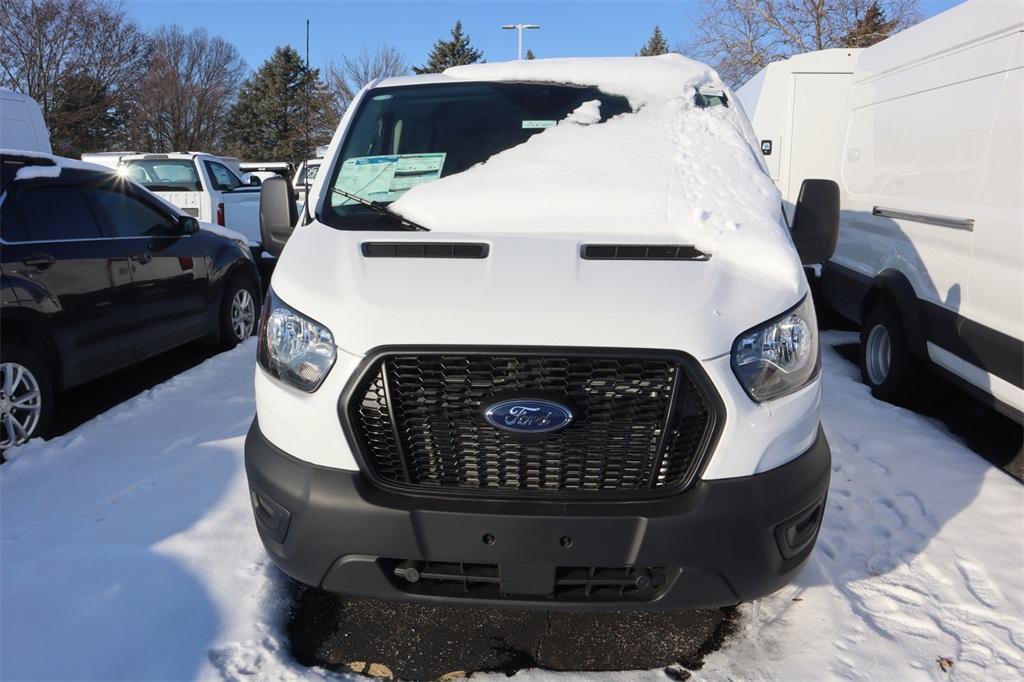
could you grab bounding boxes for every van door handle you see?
[134,252,152,265]
[22,253,55,269]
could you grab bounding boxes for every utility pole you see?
[501,23,540,60]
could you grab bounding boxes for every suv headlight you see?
[257,290,336,392]
[731,296,819,402]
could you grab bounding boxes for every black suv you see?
[0,152,261,449]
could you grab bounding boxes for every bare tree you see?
[0,0,147,155]
[685,0,920,87]
[326,44,408,112]
[130,25,247,153]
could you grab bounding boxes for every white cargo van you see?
[829,1,1023,419]
[737,49,860,219]
[0,90,51,154]
[739,1,1023,421]
[244,55,841,610]
[118,152,263,250]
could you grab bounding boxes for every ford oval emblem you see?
[484,399,574,434]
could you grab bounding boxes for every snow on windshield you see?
[390,55,798,287]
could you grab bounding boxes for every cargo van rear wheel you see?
[860,303,921,405]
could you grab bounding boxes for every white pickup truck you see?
[119,152,263,250]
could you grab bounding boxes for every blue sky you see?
[125,0,966,73]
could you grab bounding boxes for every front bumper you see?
[244,420,830,610]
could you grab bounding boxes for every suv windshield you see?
[321,81,631,230]
[121,159,201,192]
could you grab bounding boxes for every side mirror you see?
[248,175,262,186]
[791,179,840,265]
[176,215,200,235]
[259,176,297,258]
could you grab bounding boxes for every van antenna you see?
[303,18,312,224]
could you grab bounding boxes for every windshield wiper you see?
[329,187,429,232]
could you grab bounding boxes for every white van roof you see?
[854,0,1024,83]
[736,48,861,119]
[0,89,52,154]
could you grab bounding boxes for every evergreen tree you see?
[638,26,669,56]
[525,49,536,60]
[413,21,484,74]
[841,2,899,48]
[224,46,336,163]
[50,73,125,155]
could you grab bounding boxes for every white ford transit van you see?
[245,56,837,609]
[738,1,1024,421]
[822,2,1023,420]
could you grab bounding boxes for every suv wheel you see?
[860,302,921,405]
[219,277,259,349]
[0,345,54,450]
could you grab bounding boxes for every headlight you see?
[731,296,819,402]
[257,290,336,392]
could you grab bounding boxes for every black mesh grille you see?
[387,560,678,602]
[346,350,718,498]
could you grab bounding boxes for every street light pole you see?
[501,23,540,60]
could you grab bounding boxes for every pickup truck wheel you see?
[860,302,922,405]
[218,277,259,349]
[0,344,54,451]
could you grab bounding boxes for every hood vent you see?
[581,244,710,261]
[361,242,489,259]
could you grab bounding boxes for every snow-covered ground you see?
[1,333,1021,681]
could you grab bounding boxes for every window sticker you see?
[332,153,446,206]
[522,120,557,129]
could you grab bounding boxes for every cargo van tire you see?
[860,302,922,405]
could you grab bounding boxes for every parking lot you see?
[2,327,1020,680]
[2,3,1022,680]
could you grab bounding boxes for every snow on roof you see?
[443,54,721,108]
[389,56,799,288]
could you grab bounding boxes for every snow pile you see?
[0,343,310,681]
[564,99,602,125]
[391,56,798,287]
[692,333,1024,682]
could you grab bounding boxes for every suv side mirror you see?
[176,215,200,235]
[791,179,840,265]
[260,176,297,258]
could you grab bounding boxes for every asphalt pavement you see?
[285,582,737,680]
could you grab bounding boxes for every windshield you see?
[121,159,201,192]
[320,81,631,230]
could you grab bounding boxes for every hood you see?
[386,57,792,291]
[271,224,805,361]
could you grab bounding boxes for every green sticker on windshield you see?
[332,153,446,206]
[522,120,557,129]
